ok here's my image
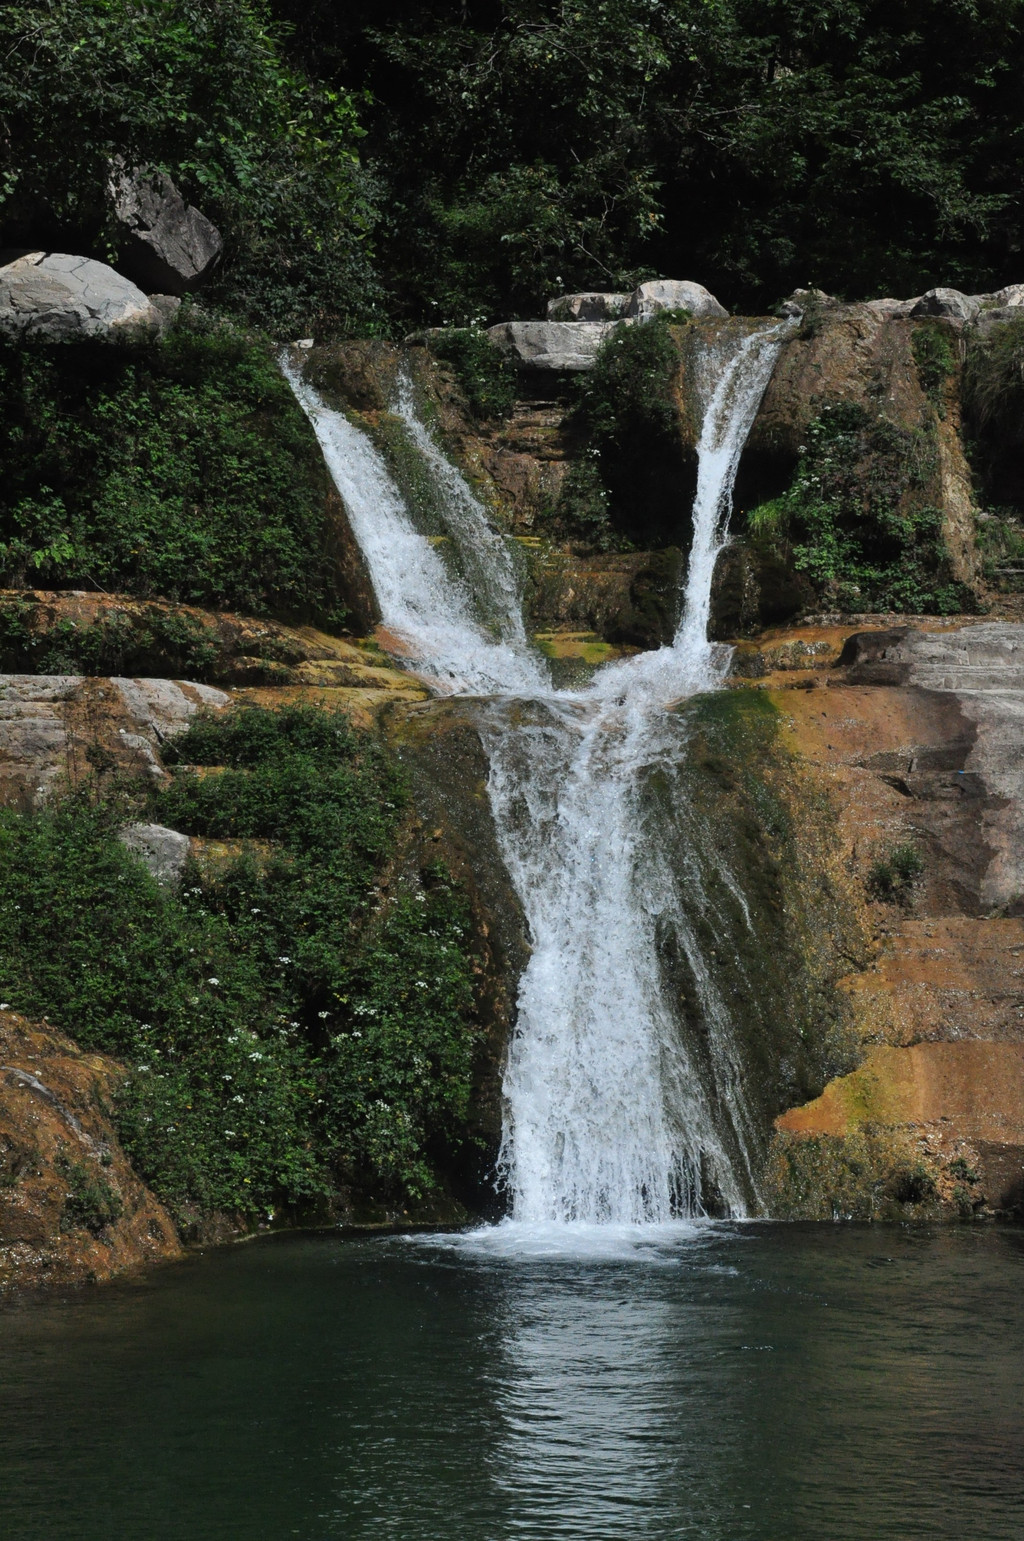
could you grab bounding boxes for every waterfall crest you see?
[285,325,787,1224]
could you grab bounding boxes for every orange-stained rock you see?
[775,1041,1024,1213]
[0,1011,181,1289]
[777,1041,1024,1139]
[756,619,1024,1214]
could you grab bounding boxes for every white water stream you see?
[283,323,786,1224]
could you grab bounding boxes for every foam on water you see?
[408,1218,710,1264]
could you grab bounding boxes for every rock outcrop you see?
[485,279,727,372]
[546,292,629,321]
[0,1011,181,1289]
[0,251,162,340]
[625,278,729,321]
[118,822,192,886]
[485,319,625,371]
[110,165,223,295]
[911,287,981,323]
[746,304,980,587]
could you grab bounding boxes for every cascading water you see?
[284,323,787,1226]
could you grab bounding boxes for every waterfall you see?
[284,323,786,1224]
[280,359,544,697]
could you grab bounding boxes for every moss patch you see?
[764,1127,944,1220]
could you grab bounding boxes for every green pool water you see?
[0,1221,1020,1540]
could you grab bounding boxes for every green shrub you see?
[58,1154,124,1234]
[747,402,974,613]
[549,452,622,552]
[425,329,517,420]
[0,315,348,623]
[975,510,1024,591]
[964,315,1024,445]
[0,704,479,1220]
[867,841,925,905]
[0,597,223,677]
[912,322,956,416]
[554,315,685,548]
[575,316,679,448]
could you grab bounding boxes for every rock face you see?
[546,292,630,321]
[110,165,223,295]
[625,279,728,321]
[0,1010,181,1288]
[746,305,980,587]
[989,283,1024,307]
[744,619,1024,1217]
[485,319,624,371]
[0,251,161,340]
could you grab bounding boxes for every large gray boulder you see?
[626,279,728,322]
[119,823,191,887]
[911,287,980,323]
[546,292,630,322]
[110,165,223,296]
[0,251,161,340]
[486,319,626,370]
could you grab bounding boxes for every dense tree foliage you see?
[3,0,1024,328]
[0,313,350,621]
[0,0,380,330]
[274,0,1024,324]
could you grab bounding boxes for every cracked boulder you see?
[110,164,223,295]
[0,251,161,340]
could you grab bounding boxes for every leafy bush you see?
[747,402,974,613]
[58,1154,124,1234]
[0,0,380,334]
[911,322,956,416]
[0,597,224,677]
[575,317,679,448]
[0,315,348,623]
[549,452,620,552]
[0,704,479,1220]
[867,841,925,905]
[555,316,685,548]
[975,510,1024,591]
[964,315,1024,445]
[425,329,516,420]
